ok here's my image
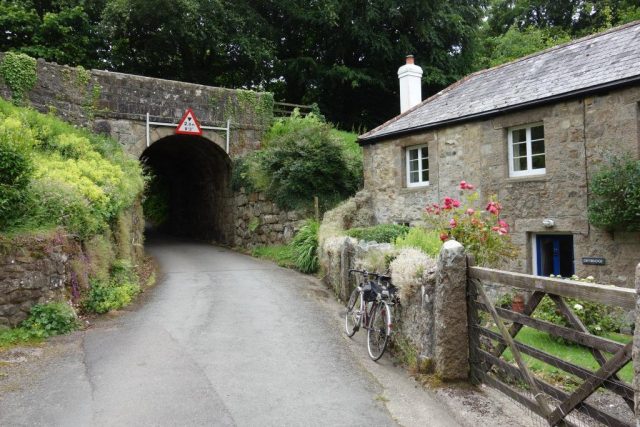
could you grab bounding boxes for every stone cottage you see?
[358,21,640,287]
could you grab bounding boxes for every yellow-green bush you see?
[0,98,144,238]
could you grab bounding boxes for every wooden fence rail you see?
[467,258,635,427]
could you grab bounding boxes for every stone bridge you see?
[0,54,300,247]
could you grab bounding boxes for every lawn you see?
[495,326,633,384]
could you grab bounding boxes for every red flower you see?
[439,233,448,241]
[488,206,498,215]
[498,228,508,235]
[498,220,508,229]
[466,208,475,215]
[452,199,460,208]
[450,219,457,228]
[466,184,475,190]
[460,181,467,189]
[492,226,499,231]
[444,197,453,206]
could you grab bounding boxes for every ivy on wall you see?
[0,52,37,105]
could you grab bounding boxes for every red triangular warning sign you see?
[175,109,203,135]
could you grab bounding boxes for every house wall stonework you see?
[363,86,640,287]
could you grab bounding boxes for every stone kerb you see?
[633,262,640,421]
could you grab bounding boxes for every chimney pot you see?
[406,55,414,65]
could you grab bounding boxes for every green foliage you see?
[532,295,625,337]
[81,262,141,314]
[588,152,640,231]
[21,302,79,338]
[248,218,260,232]
[234,112,362,211]
[344,224,409,243]
[424,183,518,266]
[482,26,571,67]
[252,244,294,268]
[393,228,443,258]
[0,99,144,238]
[291,219,320,274]
[0,113,34,227]
[0,326,41,350]
[142,168,170,228]
[0,52,37,104]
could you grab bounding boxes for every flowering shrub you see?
[424,181,517,266]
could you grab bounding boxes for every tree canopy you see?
[1,0,639,129]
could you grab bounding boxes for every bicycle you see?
[344,269,398,361]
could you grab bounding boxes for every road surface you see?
[1,234,520,427]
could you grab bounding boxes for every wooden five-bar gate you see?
[467,257,636,426]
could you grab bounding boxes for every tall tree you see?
[0,0,106,68]
[255,0,486,129]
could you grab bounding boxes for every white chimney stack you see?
[398,55,423,114]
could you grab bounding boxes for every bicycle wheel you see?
[367,301,391,361]
[345,288,363,337]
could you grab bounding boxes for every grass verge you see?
[252,245,295,268]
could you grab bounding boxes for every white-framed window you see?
[406,144,429,187]
[508,123,546,177]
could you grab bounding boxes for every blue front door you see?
[536,235,574,277]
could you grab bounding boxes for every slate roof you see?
[360,21,640,143]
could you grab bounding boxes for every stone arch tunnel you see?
[140,134,235,245]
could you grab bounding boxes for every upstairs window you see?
[508,123,545,177]
[406,144,429,187]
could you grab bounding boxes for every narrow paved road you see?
[1,234,403,426]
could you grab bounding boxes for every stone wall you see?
[235,188,310,248]
[0,235,69,328]
[0,200,145,329]
[319,229,468,379]
[362,86,640,287]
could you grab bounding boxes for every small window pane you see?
[422,169,429,182]
[531,125,544,140]
[532,154,545,169]
[423,158,429,169]
[532,140,545,155]
[410,159,418,172]
[421,147,428,159]
[513,142,527,157]
[513,129,526,143]
[410,171,419,183]
[514,156,527,171]
[409,149,418,160]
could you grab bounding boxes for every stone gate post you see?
[434,240,469,380]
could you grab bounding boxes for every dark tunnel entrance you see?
[140,135,234,245]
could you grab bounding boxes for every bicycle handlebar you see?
[348,269,392,282]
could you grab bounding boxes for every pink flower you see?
[471,218,479,226]
[498,228,508,235]
[439,233,448,241]
[460,181,467,189]
[466,208,475,215]
[498,220,509,229]
[452,199,460,208]
[488,206,498,215]
[466,184,475,190]
[492,226,499,232]
[444,197,453,206]
[433,203,439,208]
[450,219,457,228]
[425,207,433,213]
[434,210,440,216]
[486,202,494,210]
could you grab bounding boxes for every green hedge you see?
[232,111,362,211]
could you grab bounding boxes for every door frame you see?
[531,233,575,277]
